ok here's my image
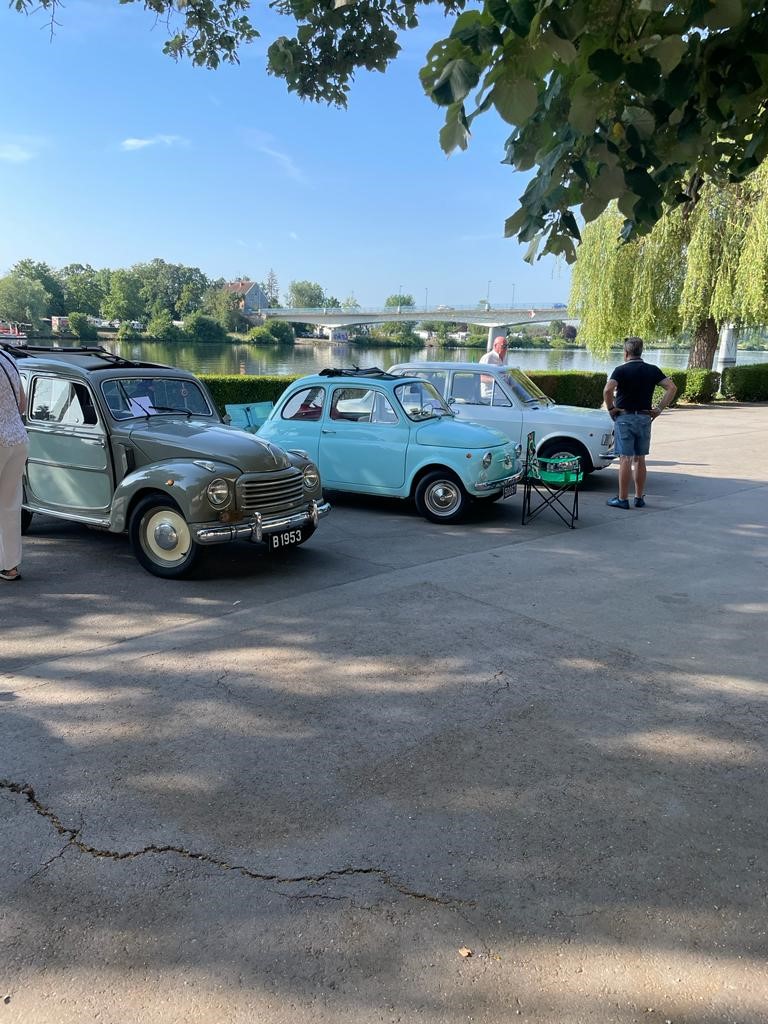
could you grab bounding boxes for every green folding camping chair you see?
[521,431,582,529]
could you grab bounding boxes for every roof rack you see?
[318,366,399,379]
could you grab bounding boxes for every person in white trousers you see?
[0,348,28,581]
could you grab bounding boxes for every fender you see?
[110,458,239,532]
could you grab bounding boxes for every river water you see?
[105,339,768,377]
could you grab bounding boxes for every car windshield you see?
[500,369,553,405]
[101,376,213,420]
[394,380,452,421]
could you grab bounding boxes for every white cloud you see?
[120,134,187,152]
[0,143,36,163]
[258,145,306,183]
[289,231,299,241]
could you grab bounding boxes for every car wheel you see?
[129,495,200,579]
[414,471,470,524]
[21,508,34,534]
[538,439,592,474]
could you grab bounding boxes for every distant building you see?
[225,279,270,315]
[51,316,70,333]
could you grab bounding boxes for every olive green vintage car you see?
[9,345,330,578]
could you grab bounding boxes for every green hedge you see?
[200,374,298,414]
[680,368,720,403]
[199,364,743,418]
[528,370,605,407]
[721,363,768,401]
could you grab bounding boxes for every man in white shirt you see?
[478,336,508,401]
[479,335,508,366]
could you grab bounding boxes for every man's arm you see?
[603,378,620,419]
[651,378,677,419]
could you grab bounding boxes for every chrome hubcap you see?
[426,481,460,516]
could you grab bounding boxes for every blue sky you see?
[0,1,571,307]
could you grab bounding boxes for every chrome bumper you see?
[474,469,524,493]
[193,500,331,545]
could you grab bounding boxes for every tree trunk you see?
[687,316,719,369]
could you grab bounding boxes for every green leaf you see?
[542,29,577,65]
[624,57,662,94]
[568,92,599,134]
[432,59,481,106]
[591,163,625,201]
[623,106,656,140]
[587,48,624,83]
[504,206,531,237]
[439,105,470,153]
[580,195,609,222]
[647,36,687,75]
[491,77,539,125]
[701,0,743,30]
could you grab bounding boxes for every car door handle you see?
[321,429,336,435]
[82,437,106,447]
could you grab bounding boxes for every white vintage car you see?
[389,361,614,473]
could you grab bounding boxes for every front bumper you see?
[193,499,331,545]
[473,469,524,493]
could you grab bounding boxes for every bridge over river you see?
[251,305,570,347]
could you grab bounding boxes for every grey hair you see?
[623,336,644,357]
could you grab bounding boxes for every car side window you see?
[370,391,399,425]
[330,388,374,422]
[451,372,484,405]
[407,370,448,395]
[281,386,325,421]
[491,383,512,407]
[30,377,99,426]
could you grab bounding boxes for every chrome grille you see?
[238,470,304,514]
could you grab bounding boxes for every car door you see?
[448,370,525,444]
[25,374,115,517]
[319,386,408,490]
[266,384,325,462]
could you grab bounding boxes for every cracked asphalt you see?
[2,404,767,1024]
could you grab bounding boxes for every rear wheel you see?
[129,495,200,579]
[414,471,470,524]
[538,439,592,474]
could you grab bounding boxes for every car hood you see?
[531,403,612,428]
[128,418,292,472]
[414,417,511,448]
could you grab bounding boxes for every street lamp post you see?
[486,279,492,309]
[425,287,428,312]
[398,283,403,314]
[511,282,516,307]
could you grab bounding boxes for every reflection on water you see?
[106,338,768,378]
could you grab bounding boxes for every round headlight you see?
[303,464,321,490]
[206,478,231,507]
[482,451,493,469]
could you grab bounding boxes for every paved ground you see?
[2,404,767,1024]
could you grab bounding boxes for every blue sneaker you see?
[634,496,646,508]
[606,497,630,509]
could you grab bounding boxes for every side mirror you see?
[222,414,232,425]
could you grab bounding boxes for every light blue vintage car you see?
[258,369,523,523]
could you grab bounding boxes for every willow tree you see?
[569,164,768,368]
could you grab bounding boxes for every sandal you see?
[0,568,21,581]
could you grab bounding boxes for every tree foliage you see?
[12,0,257,68]
[12,259,65,315]
[67,312,98,340]
[286,280,327,308]
[570,163,768,367]
[0,273,51,327]
[58,263,104,316]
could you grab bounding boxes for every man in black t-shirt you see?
[602,337,677,509]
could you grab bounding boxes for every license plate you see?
[268,528,303,549]
[502,482,517,499]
